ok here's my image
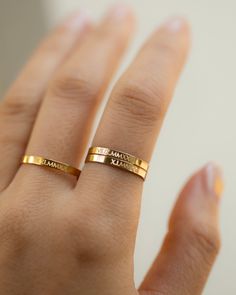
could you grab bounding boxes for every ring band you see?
[85,154,148,180]
[88,147,149,170]
[22,155,80,178]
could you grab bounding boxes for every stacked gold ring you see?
[86,147,149,180]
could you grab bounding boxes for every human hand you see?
[0,4,223,295]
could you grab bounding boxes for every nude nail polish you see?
[65,10,90,30]
[205,163,224,198]
[164,17,187,32]
[107,3,131,21]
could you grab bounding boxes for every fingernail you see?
[65,10,91,30]
[163,17,186,33]
[106,3,131,21]
[204,163,224,198]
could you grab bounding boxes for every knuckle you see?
[95,26,126,53]
[95,26,115,42]
[113,80,168,126]
[39,38,61,54]
[168,221,221,268]
[152,39,181,67]
[156,41,178,58]
[0,95,37,123]
[39,32,65,54]
[50,74,98,104]
[190,224,221,258]
[57,206,126,263]
[57,210,105,262]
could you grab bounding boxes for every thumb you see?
[139,163,224,295]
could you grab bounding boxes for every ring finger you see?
[75,17,190,245]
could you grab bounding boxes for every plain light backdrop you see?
[1,0,236,294]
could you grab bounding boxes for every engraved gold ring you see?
[22,155,80,178]
[85,147,149,180]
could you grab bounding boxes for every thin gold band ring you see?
[22,155,80,178]
[85,153,148,180]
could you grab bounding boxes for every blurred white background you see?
[1,0,236,294]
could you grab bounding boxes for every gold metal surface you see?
[22,155,80,178]
[85,154,147,180]
[88,147,149,171]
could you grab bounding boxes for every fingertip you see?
[62,10,92,32]
[97,3,136,55]
[162,16,190,33]
[102,3,136,34]
[102,3,136,39]
[157,16,192,56]
[202,162,224,199]
[169,162,224,232]
[106,3,135,21]
[180,162,224,203]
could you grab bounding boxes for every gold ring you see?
[22,155,80,178]
[88,147,149,170]
[85,152,148,180]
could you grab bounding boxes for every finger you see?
[76,18,190,226]
[0,11,91,190]
[23,4,135,185]
[139,163,223,295]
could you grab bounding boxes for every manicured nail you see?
[204,163,224,198]
[65,10,91,30]
[107,3,131,21]
[163,17,186,32]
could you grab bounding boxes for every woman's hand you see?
[0,4,223,295]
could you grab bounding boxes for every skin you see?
[0,4,224,295]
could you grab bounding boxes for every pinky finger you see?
[139,163,224,295]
